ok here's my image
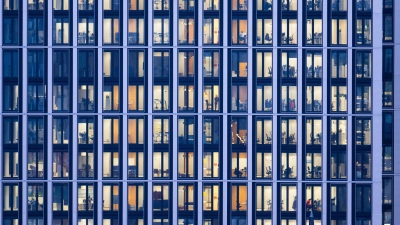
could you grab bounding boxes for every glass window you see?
[256,51,273,78]
[78,50,95,78]
[355,19,372,45]
[178,184,195,211]
[53,117,69,144]
[78,0,94,10]
[203,152,219,178]
[53,50,70,77]
[178,152,194,178]
[231,153,247,178]
[53,184,69,211]
[103,18,120,44]
[128,18,144,45]
[355,185,371,213]
[3,184,19,211]
[153,18,170,44]
[306,19,322,45]
[383,14,393,42]
[103,118,119,144]
[103,85,120,111]
[153,184,169,211]
[281,51,297,78]
[53,150,70,178]
[153,0,169,10]
[153,152,169,178]
[3,117,19,144]
[78,85,95,111]
[3,50,19,78]
[53,0,68,10]
[382,113,393,141]
[305,153,322,179]
[3,84,19,112]
[355,51,371,78]
[203,184,219,211]
[78,17,95,44]
[306,0,322,11]
[281,19,297,45]
[256,85,272,112]
[231,184,247,211]
[256,185,272,212]
[179,18,195,45]
[203,50,220,77]
[281,185,297,211]
[355,85,371,112]
[78,150,95,178]
[103,0,119,10]
[53,17,69,44]
[256,19,273,45]
[3,0,18,10]
[103,152,119,178]
[331,51,347,78]
[256,152,272,179]
[128,117,145,145]
[231,117,247,145]
[153,85,169,111]
[28,17,45,45]
[305,118,322,145]
[78,118,94,145]
[78,184,94,211]
[330,184,347,212]
[382,178,392,205]
[203,117,220,145]
[28,117,45,145]
[256,0,272,10]
[103,50,120,77]
[355,118,371,146]
[331,0,347,11]
[3,17,19,44]
[231,18,248,45]
[203,85,220,111]
[281,152,297,179]
[204,18,220,44]
[331,85,347,112]
[281,0,297,10]
[355,152,371,179]
[231,85,247,112]
[53,84,70,111]
[204,0,219,10]
[103,184,119,211]
[128,184,144,211]
[128,152,144,178]
[178,117,195,145]
[305,185,322,212]
[153,118,169,145]
[256,118,272,145]
[331,118,347,145]
[28,50,45,77]
[153,51,170,77]
[281,118,297,145]
[281,85,297,112]
[330,152,347,179]
[331,19,347,45]
[383,146,392,172]
[3,151,19,178]
[356,0,371,11]
[27,184,44,211]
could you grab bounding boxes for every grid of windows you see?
[0,0,394,224]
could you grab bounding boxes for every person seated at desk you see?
[306,199,312,211]
[238,31,247,43]
[234,167,243,177]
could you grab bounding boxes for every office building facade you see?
[0,0,398,224]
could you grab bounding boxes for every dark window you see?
[53,184,69,211]
[3,17,19,44]
[3,50,19,78]
[355,152,371,179]
[53,117,70,145]
[355,118,371,146]
[330,184,347,213]
[383,14,393,42]
[28,17,45,45]
[27,184,45,211]
[4,0,19,10]
[153,184,170,213]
